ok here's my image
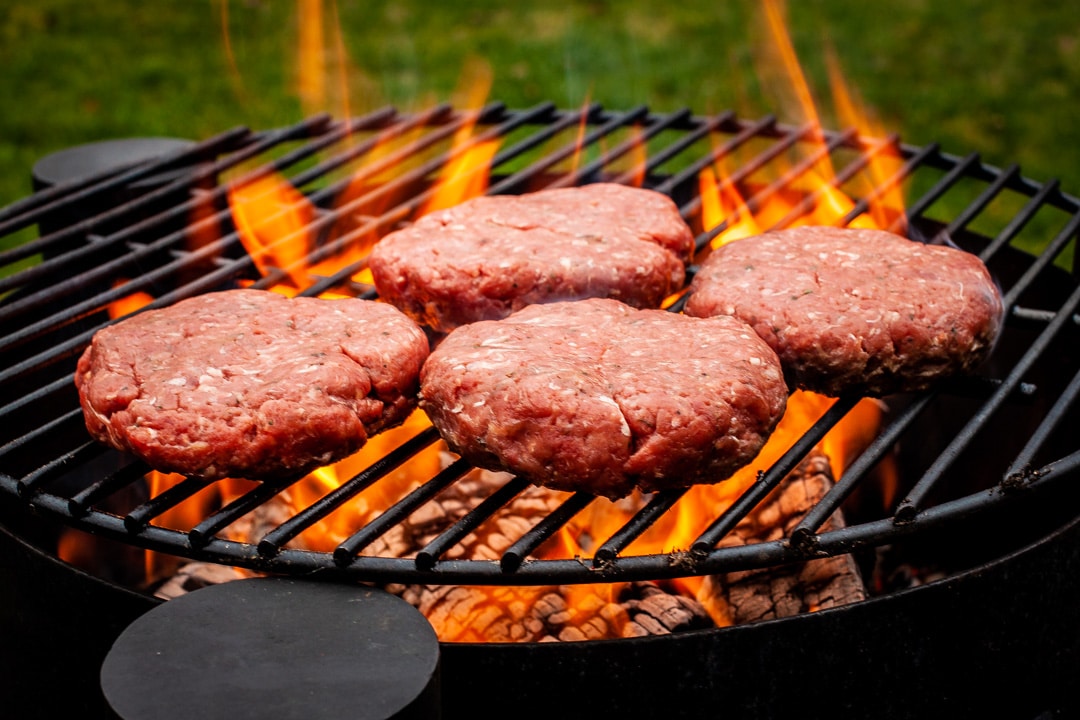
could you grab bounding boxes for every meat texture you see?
[75,289,430,480]
[420,298,788,499]
[684,226,1004,397]
[369,183,694,333]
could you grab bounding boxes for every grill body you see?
[1,105,1079,718]
[3,500,1078,719]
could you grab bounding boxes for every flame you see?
[698,164,764,248]
[296,0,327,116]
[760,0,824,140]
[286,409,443,550]
[699,0,905,245]
[417,137,500,216]
[687,4,900,628]
[609,122,648,189]
[106,281,155,320]
[568,95,592,179]
[295,0,370,120]
[137,471,257,584]
[418,57,498,216]
[228,172,315,290]
[217,0,247,104]
[825,47,907,232]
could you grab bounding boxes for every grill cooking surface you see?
[1,104,1078,586]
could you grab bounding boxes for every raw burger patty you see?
[419,298,788,500]
[684,227,1004,397]
[75,289,430,480]
[369,183,694,333]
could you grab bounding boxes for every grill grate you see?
[1,104,1079,586]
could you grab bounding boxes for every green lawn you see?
[2,1,1079,222]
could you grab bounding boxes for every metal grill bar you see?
[1002,212,1080,309]
[978,178,1060,262]
[189,476,304,549]
[1007,364,1080,478]
[611,110,737,188]
[487,105,650,196]
[544,107,695,190]
[790,394,933,549]
[655,114,779,200]
[500,491,594,572]
[0,109,406,353]
[771,132,900,232]
[693,394,860,554]
[594,488,688,565]
[255,426,441,558]
[843,139,937,234]
[718,128,859,241]
[69,461,152,518]
[415,476,532,571]
[0,117,327,299]
[125,477,214,533]
[333,457,473,565]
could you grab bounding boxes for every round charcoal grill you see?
[1,103,1079,590]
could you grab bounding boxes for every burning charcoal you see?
[622,582,713,637]
[225,493,308,548]
[703,451,866,625]
[158,444,859,642]
[396,584,560,643]
[154,563,253,600]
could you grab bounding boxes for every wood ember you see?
[159,446,865,641]
[379,462,714,641]
[621,582,714,638]
[700,452,866,625]
[222,489,308,549]
[154,562,255,600]
[393,581,711,642]
[362,462,563,560]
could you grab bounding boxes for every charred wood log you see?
[701,453,866,625]
[160,447,865,640]
[392,580,712,642]
[154,562,255,600]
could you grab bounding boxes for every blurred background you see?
[1,0,1078,215]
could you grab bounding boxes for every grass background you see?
[1,1,1078,222]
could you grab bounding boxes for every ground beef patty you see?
[419,298,788,499]
[369,183,694,333]
[684,226,1004,397]
[75,289,430,481]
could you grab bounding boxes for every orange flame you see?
[285,409,443,550]
[295,0,368,119]
[418,58,498,216]
[228,172,315,291]
[562,94,593,183]
[761,0,824,134]
[700,0,906,245]
[139,471,256,584]
[616,123,649,189]
[825,47,907,232]
[698,164,763,248]
[296,0,327,116]
[106,282,155,320]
